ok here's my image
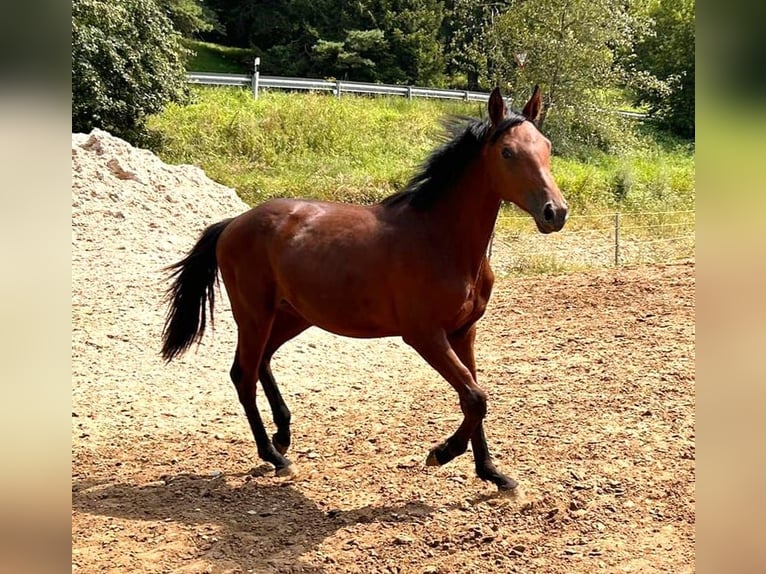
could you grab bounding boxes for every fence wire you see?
[491,210,695,274]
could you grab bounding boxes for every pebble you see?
[564,548,580,555]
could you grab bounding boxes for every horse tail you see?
[161,218,234,362]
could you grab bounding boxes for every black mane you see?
[380,112,528,210]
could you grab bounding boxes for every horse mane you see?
[380,112,528,210]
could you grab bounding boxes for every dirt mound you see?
[71,128,248,442]
[71,127,247,283]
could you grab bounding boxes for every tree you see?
[155,0,221,38]
[205,0,331,75]
[380,0,447,85]
[628,0,694,138]
[444,0,507,90]
[204,0,447,85]
[491,0,648,154]
[312,30,388,81]
[72,0,189,143]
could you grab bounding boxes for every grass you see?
[504,253,582,276]
[149,87,482,205]
[181,39,255,74]
[147,87,695,273]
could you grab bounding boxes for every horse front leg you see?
[449,327,519,490]
[403,329,487,467]
[448,325,518,491]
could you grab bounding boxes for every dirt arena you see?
[72,131,695,573]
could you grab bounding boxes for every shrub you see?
[72,0,189,143]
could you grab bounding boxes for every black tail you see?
[161,218,234,362]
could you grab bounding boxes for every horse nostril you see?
[543,203,555,222]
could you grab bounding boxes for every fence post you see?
[252,57,260,99]
[336,79,342,98]
[614,212,621,266]
[407,86,413,101]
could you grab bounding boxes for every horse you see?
[161,86,568,492]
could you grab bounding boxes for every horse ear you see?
[488,87,507,126]
[522,85,543,122]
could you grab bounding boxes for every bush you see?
[72,0,189,143]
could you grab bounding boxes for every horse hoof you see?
[275,464,298,478]
[272,433,289,455]
[497,478,519,495]
[425,450,441,467]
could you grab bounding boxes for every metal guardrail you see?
[186,72,648,118]
[187,72,491,102]
[187,71,251,87]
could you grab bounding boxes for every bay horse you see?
[161,87,568,491]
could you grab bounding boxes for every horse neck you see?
[430,162,502,274]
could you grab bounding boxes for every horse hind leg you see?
[260,310,311,455]
[259,361,291,455]
[230,316,296,477]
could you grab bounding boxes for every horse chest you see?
[407,276,483,331]
[433,263,494,330]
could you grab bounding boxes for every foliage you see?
[72,0,189,143]
[205,0,445,84]
[156,0,220,37]
[627,0,695,138]
[204,0,332,76]
[379,0,447,85]
[182,38,254,73]
[443,0,506,90]
[191,0,694,150]
[491,0,648,155]
[312,30,388,81]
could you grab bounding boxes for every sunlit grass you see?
[148,87,481,205]
[147,87,694,272]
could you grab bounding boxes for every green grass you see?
[181,39,255,74]
[149,87,482,205]
[504,253,584,276]
[149,87,693,211]
[551,138,695,217]
[147,86,694,273]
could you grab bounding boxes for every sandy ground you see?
[72,131,695,573]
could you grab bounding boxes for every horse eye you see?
[502,148,513,159]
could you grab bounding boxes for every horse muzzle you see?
[535,201,568,234]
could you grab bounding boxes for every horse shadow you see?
[72,466,436,572]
